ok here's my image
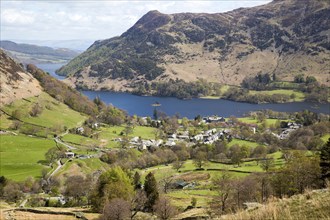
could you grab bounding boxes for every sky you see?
[1,0,271,44]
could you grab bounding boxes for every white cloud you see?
[1,9,35,25]
[1,0,271,42]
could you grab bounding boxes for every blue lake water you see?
[36,63,67,80]
[82,91,330,118]
[38,63,330,118]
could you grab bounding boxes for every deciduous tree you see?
[153,196,177,220]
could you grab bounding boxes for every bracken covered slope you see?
[57,0,330,91]
[0,49,42,106]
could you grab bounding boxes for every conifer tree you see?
[144,172,159,211]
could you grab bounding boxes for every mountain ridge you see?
[0,40,79,64]
[57,0,330,91]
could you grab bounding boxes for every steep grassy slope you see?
[58,0,330,91]
[1,92,86,130]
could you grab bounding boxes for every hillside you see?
[0,49,42,106]
[57,0,330,91]
[218,188,330,220]
[0,40,79,64]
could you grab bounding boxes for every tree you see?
[193,151,208,169]
[10,120,22,130]
[153,108,159,120]
[305,76,317,84]
[252,145,267,164]
[64,175,91,205]
[154,128,165,140]
[30,103,43,117]
[229,145,244,167]
[320,139,330,186]
[3,181,23,202]
[181,117,189,130]
[133,171,141,190]
[122,125,133,137]
[45,147,65,164]
[91,166,134,212]
[100,198,131,220]
[93,96,106,111]
[163,116,179,134]
[294,74,305,83]
[129,189,147,219]
[0,176,7,197]
[160,173,174,194]
[212,171,235,213]
[99,106,126,126]
[153,196,177,220]
[11,109,23,120]
[144,172,159,211]
[259,156,275,172]
[274,151,322,195]
[172,160,185,172]
[191,197,197,207]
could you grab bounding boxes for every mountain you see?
[0,40,79,64]
[57,0,330,91]
[0,49,42,106]
[9,39,95,52]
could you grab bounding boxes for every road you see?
[54,137,76,150]
[47,160,62,181]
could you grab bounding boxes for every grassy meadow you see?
[0,134,55,181]
[248,89,305,102]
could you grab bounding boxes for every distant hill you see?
[0,40,79,64]
[0,49,42,106]
[57,0,330,91]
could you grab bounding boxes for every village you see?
[66,115,303,160]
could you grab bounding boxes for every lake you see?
[36,63,67,80]
[38,63,330,118]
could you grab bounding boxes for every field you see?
[237,117,285,127]
[249,89,305,102]
[55,158,109,179]
[138,154,285,209]
[138,151,284,209]
[97,125,156,148]
[2,92,86,129]
[61,133,100,147]
[201,86,305,103]
[228,139,261,148]
[0,134,55,181]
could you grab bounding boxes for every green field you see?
[61,133,100,147]
[249,89,305,102]
[55,158,109,178]
[200,85,234,99]
[98,125,156,148]
[228,139,261,148]
[2,92,86,129]
[168,189,217,208]
[0,134,55,181]
[237,117,285,127]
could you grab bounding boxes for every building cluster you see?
[115,127,232,151]
[273,122,302,140]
